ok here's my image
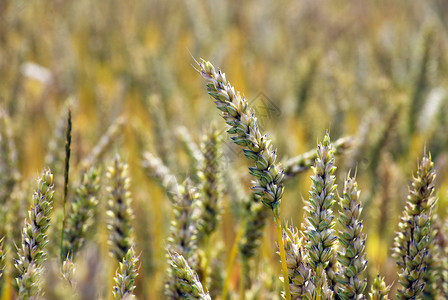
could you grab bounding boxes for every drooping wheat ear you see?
[196,128,222,244]
[280,226,315,300]
[198,59,284,216]
[199,59,290,298]
[369,274,391,300]
[393,154,436,299]
[169,251,211,300]
[107,156,135,261]
[283,136,353,179]
[142,151,179,200]
[303,134,338,296]
[63,167,100,260]
[83,117,126,168]
[336,174,367,300]
[15,169,54,299]
[0,237,5,279]
[113,247,139,300]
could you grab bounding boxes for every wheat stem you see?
[222,219,246,300]
[276,218,291,300]
[60,107,72,263]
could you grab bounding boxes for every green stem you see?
[275,217,291,300]
[60,108,72,263]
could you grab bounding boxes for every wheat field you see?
[1,1,448,299]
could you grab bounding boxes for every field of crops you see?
[1,1,448,299]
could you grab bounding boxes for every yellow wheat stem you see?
[276,217,291,300]
[222,220,246,300]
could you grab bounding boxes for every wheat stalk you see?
[60,107,72,262]
[0,237,5,280]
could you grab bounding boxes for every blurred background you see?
[1,0,448,298]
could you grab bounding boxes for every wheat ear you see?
[169,251,211,300]
[369,274,391,300]
[113,247,139,300]
[15,169,54,299]
[302,134,338,298]
[280,226,315,300]
[107,156,135,261]
[199,58,290,299]
[336,174,367,299]
[393,154,436,299]
[63,167,100,259]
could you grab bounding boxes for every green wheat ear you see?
[336,173,367,299]
[198,58,290,299]
[169,251,211,300]
[369,274,391,300]
[302,134,338,294]
[196,128,222,244]
[113,247,140,300]
[63,167,100,260]
[106,155,135,262]
[15,169,55,299]
[280,225,315,299]
[393,154,436,299]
